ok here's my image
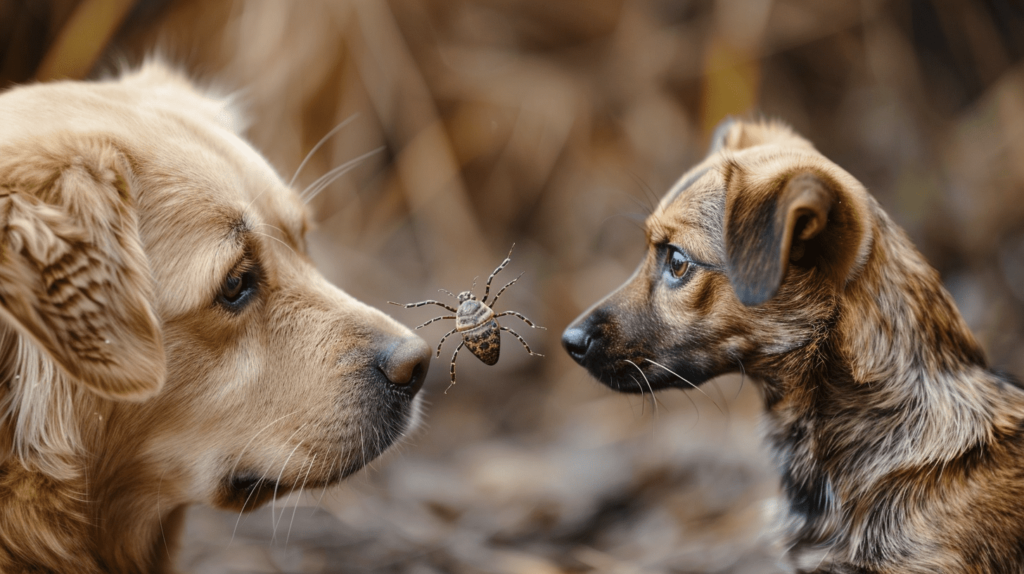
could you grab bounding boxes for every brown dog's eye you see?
[667,249,690,279]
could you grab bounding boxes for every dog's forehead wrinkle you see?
[661,164,713,207]
[647,194,726,265]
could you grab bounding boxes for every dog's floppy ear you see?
[723,161,872,306]
[0,139,165,400]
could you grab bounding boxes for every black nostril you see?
[380,336,431,395]
[561,326,592,364]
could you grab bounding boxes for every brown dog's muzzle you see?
[562,304,652,392]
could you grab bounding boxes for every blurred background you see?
[3,0,1024,572]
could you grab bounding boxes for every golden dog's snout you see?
[379,336,431,393]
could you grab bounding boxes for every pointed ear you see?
[0,139,165,400]
[707,117,738,155]
[707,118,810,155]
[723,163,872,306]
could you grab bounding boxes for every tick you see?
[389,245,544,391]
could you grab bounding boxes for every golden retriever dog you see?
[0,62,431,573]
[563,118,1024,573]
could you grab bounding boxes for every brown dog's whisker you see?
[627,374,646,416]
[625,359,660,421]
[643,359,725,416]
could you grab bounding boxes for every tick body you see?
[456,299,501,365]
[389,245,543,390]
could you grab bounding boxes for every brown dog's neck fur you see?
[0,331,182,574]
[758,205,1024,571]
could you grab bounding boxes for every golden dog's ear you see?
[723,163,872,306]
[0,139,165,400]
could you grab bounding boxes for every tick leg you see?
[488,272,524,309]
[435,328,457,357]
[501,326,543,357]
[388,300,458,313]
[481,244,515,304]
[495,310,545,329]
[415,315,455,330]
[438,289,458,300]
[445,341,465,394]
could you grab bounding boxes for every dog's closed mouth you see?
[563,327,714,392]
[221,473,281,511]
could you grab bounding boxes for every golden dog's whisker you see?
[230,464,275,547]
[228,409,304,480]
[270,423,309,541]
[252,230,299,257]
[300,147,385,204]
[644,359,725,416]
[232,420,308,547]
[311,454,336,515]
[287,114,360,189]
[286,453,317,546]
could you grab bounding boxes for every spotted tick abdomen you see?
[463,321,501,365]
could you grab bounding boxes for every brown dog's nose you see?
[561,326,593,365]
[379,336,431,395]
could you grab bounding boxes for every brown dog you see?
[0,62,431,572]
[563,118,1024,573]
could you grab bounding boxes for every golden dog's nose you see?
[380,336,431,394]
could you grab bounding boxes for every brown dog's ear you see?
[724,164,871,306]
[0,139,165,400]
[707,118,810,155]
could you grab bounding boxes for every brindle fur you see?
[563,118,1024,573]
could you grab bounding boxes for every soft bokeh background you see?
[3,1,1024,572]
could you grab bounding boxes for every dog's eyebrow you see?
[663,165,712,204]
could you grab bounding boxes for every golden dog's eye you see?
[219,270,257,308]
[667,249,690,279]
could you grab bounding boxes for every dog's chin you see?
[586,358,716,394]
[216,392,421,513]
[216,444,386,513]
